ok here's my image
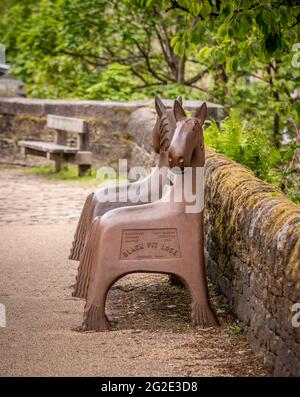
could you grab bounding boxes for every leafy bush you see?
[204,115,300,204]
[205,115,276,181]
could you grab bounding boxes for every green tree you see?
[1,0,211,99]
[155,0,300,145]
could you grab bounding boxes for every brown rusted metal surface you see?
[69,96,180,261]
[72,97,180,298]
[74,99,219,331]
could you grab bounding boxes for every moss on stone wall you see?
[205,148,300,376]
[15,114,47,122]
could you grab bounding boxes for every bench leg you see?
[55,159,62,173]
[78,164,91,177]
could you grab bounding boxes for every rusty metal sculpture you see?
[69,96,180,262]
[72,97,180,299]
[76,99,219,331]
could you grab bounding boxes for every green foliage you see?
[24,164,98,183]
[23,164,128,185]
[205,115,275,181]
[84,64,138,101]
[205,116,300,203]
[1,0,202,99]
[227,323,243,336]
[143,0,300,148]
[271,143,300,203]
[153,0,300,61]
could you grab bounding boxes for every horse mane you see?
[153,96,182,154]
[159,112,171,153]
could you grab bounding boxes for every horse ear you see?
[176,96,182,106]
[155,95,166,117]
[173,99,187,122]
[194,102,207,125]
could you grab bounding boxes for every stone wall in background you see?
[204,149,300,376]
[0,97,223,168]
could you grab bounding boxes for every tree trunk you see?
[274,113,280,149]
[292,125,300,172]
[176,53,186,83]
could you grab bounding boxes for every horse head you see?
[168,100,207,169]
[152,95,182,154]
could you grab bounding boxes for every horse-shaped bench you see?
[71,97,183,292]
[69,96,181,262]
[75,99,219,331]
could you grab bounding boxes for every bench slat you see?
[19,140,78,154]
[47,114,87,133]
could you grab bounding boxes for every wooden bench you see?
[19,114,92,176]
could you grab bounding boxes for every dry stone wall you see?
[204,150,300,376]
[0,97,223,168]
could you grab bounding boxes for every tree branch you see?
[185,68,210,85]
[132,39,168,83]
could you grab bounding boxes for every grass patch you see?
[24,164,96,181]
[23,164,127,186]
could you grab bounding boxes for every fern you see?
[204,115,275,181]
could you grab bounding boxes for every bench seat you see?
[19,140,78,154]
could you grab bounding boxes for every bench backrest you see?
[47,114,88,150]
[47,115,87,133]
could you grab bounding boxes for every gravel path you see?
[0,167,268,376]
[0,168,93,226]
